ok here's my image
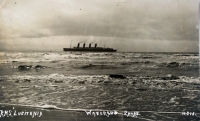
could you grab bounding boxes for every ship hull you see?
[63,48,117,52]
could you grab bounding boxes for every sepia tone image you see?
[0,0,199,120]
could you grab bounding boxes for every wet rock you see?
[109,74,126,79]
[24,79,31,83]
[98,80,103,83]
[78,80,85,84]
[131,81,136,84]
[20,86,29,88]
[18,65,32,69]
[54,80,63,83]
[35,65,45,69]
[51,61,58,63]
[179,63,191,66]
[0,79,4,82]
[166,62,179,67]
[180,63,186,65]
[141,56,153,59]
[136,88,148,91]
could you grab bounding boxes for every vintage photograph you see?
[0,0,199,120]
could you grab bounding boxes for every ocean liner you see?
[63,43,117,52]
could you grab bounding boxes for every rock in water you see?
[109,74,126,79]
[54,80,63,83]
[35,65,45,69]
[18,65,32,69]
[166,62,179,67]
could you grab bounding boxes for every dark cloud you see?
[0,0,198,40]
[29,0,197,41]
[0,0,198,52]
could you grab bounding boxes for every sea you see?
[0,51,199,121]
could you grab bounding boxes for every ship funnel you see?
[89,43,91,48]
[95,43,97,48]
[83,43,85,48]
[77,43,80,48]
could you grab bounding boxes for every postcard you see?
[0,0,199,120]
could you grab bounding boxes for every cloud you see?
[0,0,198,41]
[0,0,198,52]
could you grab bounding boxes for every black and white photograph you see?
[0,0,199,120]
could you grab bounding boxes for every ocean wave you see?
[160,62,196,68]
[174,54,199,56]
[139,56,161,59]
[76,64,118,69]
[10,65,47,70]
[0,74,199,90]
[120,61,152,65]
[0,73,199,118]
[0,61,12,64]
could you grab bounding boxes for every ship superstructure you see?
[63,43,117,52]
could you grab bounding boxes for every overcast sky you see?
[0,0,199,52]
